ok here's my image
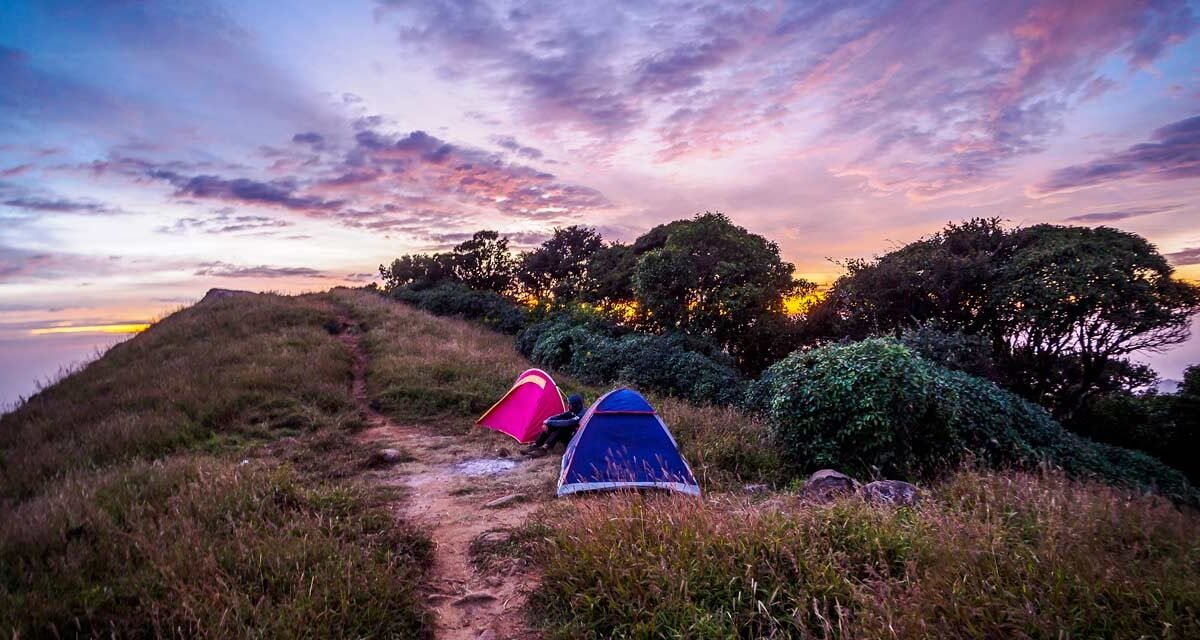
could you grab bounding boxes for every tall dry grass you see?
[530,468,1200,639]
[0,458,432,638]
[0,291,435,638]
[1,293,358,501]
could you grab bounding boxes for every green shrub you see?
[392,283,528,334]
[751,338,1195,501]
[516,318,745,406]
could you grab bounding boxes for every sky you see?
[2,0,1199,407]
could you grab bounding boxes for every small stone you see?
[861,480,920,506]
[452,591,497,606]
[743,483,770,494]
[800,469,860,502]
[367,448,407,467]
[477,630,497,640]
[477,530,512,544]
[484,493,522,509]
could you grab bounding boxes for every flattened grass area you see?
[531,470,1200,639]
[0,292,435,638]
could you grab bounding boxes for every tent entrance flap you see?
[476,368,567,444]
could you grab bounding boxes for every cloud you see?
[193,261,328,278]
[0,245,123,282]
[1063,204,1182,223]
[1036,115,1200,194]
[377,0,1195,196]
[158,211,293,235]
[490,135,544,160]
[2,196,113,214]
[1166,247,1200,266]
[146,169,343,212]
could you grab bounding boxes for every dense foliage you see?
[392,283,528,334]
[750,338,1195,502]
[516,317,746,406]
[1068,364,1200,482]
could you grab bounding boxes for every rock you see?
[476,630,497,640]
[800,469,860,502]
[861,480,920,506]
[452,591,497,606]
[476,530,512,545]
[484,493,522,509]
[368,448,407,467]
[743,483,771,494]
[200,288,254,303]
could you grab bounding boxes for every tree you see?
[517,225,603,302]
[632,212,810,366]
[993,225,1199,414]
[582,243,638,306]
[450,230,517,294]
[378,253,455,292]
[815,219,1200,417]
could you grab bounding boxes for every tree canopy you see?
[816,219,1200,415]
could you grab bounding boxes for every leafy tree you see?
[816,219,1200,416]
[632,212,811,366]
[517,225,603,301]
[378,253,455,292]
[992,225,1199,413]
[450,230,517,293]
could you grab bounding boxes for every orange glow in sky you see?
[29,323,151,336]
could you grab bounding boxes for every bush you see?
[516,318,745,406]
[392,283,528,334]
[750,338,1195,501]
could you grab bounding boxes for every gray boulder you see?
[861,480,920,506]
[800,469,860,502]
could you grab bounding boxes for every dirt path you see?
[336,319,553,640]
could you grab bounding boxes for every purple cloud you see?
[1064,204,1183,223]
[147,170,343,212]
[1036,115,1200,194]
[193,261,328,279]
[377,1,1195,196]
[158,211,293,235]
[1166,247,1200,266]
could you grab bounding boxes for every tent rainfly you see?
[557,388,700,497]
[476,368,567,444]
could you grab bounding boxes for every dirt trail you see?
[337,319,552,640]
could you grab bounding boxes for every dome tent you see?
[557,388,700,496]
[476,369,567,444]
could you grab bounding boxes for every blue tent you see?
[557,388,701,496]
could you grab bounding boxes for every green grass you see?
[530,469,1200,639]
[0,291,435,638]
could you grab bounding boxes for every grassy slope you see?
[347,290,1200,639]
[5,289,1198,638]
[0,292,432,638]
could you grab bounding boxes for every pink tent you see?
[476,368,567,443]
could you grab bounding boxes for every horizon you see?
[3,0,1200,406]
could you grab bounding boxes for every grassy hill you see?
[2,289,1198,638]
